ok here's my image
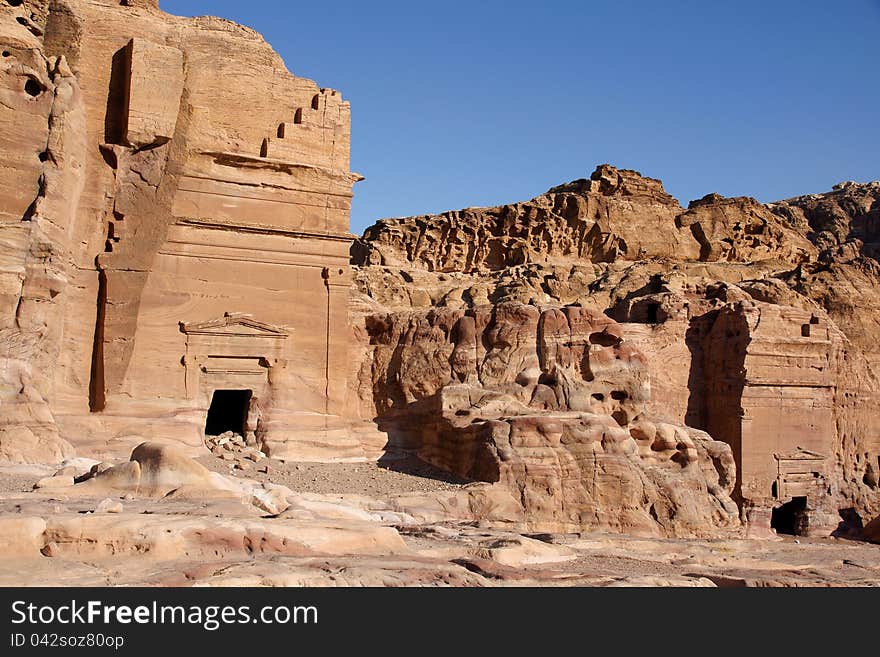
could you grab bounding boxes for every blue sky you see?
[161,1,879,234]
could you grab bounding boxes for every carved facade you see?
[0,1,361,461]
[700,303,838,534]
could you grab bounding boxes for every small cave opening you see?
[646,302,660,324]
[24,77,44,97]
[205,389,252,437]
[771,496,808,536]
[801,323,811,337]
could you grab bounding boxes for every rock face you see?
[351,166,880,539]
[1,0,360,463]
[3,1,879,544]
[351,303,738,536]
[352,165,814,273]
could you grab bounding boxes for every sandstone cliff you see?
[1,0,359,464]
[352,165,880,538]
[352,164,816,273]
[3,1,878,542]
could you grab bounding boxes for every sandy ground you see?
[196,451,471,496]
[395,525,880,586]
[0,464,55,494]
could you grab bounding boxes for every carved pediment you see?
[774,447,826,462]
[180,312,289,338]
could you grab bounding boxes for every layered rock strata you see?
[1,0,361,463]
[3,1,879,541]
[351,302,739,536]
[352,166,880,538]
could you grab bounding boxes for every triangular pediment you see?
[180,312,289,337]
[774,447,826,461]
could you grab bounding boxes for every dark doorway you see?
[205,389,252,436]
[771,496,808,535]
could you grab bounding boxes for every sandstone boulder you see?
[76,441,284,510]
[34,474,74,489]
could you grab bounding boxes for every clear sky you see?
[160,0,879,234]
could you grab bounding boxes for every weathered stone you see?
[2,0,880,564]
[0,0,361,464]
[351,301,738,536]
[34,474,74,489]
[353,165,701,272]
[122,38,183,148]
[94,498,124,514]
[351,170,880,539]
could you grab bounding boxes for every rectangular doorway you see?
[205,389,253,436]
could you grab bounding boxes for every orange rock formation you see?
[1,0,360,463]
[2,0,879,542]
[352,166,880,537]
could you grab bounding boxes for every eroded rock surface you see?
[351,166,880,539]
[2,1,880,588]
[350,302,738,536]
[1,0,359,465]
[2,452,879,586]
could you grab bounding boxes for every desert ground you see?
[1,445,877,587]
[1,0,879,588]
